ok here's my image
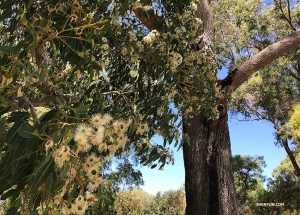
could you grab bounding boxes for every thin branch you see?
[274,0,296,31]
[230,30,300,92]
[284,66,300,82]
[100,90,136,96]
[24,97,40,125]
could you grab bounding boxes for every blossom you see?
[101,44,109,50]
[86,165,100,179]
[113,120,128,135]
[116,134,128,149]
[107,144,118,153]
[76,137,91,153]
[45,140,54,153]
[98,143,108,152]
[87,177,103,191]
[86,193,98,206]
[91,114,102,128]
[53,145,71,168]
[75,124,93,138]
[136,123,149,134]
[143,35,152,43]
[102,114,113,125]
[72,195,88,215]
[102,37,108,43]
[91,126,105,145]
[168,52,183,72]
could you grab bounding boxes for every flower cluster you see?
[61,194,98,215]
[168,51,183,72]
[142,30,160,44]
[53,145,71,168]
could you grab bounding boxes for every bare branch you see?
[284,66,300,82]
[133,6,164,32]
[230,30,300,92]
[275,0,296,31]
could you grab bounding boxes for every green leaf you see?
[39,70,47,82]
[1,188,21,200]
[28,211,38,215]
[39,109,59,121]
[0,181,10,195]
[35,155,52,171]
[59,162,70,179]
[11,141,26,176]
[18,123,39,138]
[31,157,54,192]
[77,52,84,58]
[74,105,89,115]
[55,97,65,106]
[44,172,54,197]
[151,164,157,169]
[0,106,10,116]
[10,162,32,186]
[7,112,30,122]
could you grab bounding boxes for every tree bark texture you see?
[183,112,238,215]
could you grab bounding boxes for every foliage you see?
[290,104,300,141]
[236,147,300,215]
[232,155,266,205]
[1,0,300,214]
[113,187,186,215]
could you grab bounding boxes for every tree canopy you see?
[1,0,300,214]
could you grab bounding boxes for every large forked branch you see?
[230,30,300,92]
[132,6,164,32]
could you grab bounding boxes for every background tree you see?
[1,0,300,215]
[232,155,266,206]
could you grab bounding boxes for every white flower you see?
[87,177,103,191]
[91,114,102,128]
[102,114,113,125]
[143,35,152,44]
[136,123,149,134]
[75,124,93,138]
[101,44,109,50]
[98,143,107,152]
[45,140,54,153]
[116,134,128,149]
[108,144,117,153]
[102,37,108,43]
[91,126,105,145]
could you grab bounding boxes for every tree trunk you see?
[183,111,238,215]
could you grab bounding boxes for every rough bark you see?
[183,112,238,215]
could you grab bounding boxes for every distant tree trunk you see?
[183,111,238,215]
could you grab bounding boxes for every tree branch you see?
[195,0,215,45]
[284,66,300,82]
[24,97,40,125]
[230,30,300,92]
[282,138,300,177]
[132,6,164,32]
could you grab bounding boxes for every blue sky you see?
[140,118,287,195]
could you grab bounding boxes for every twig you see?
[24,97,40,125]
[100,90,135,95]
